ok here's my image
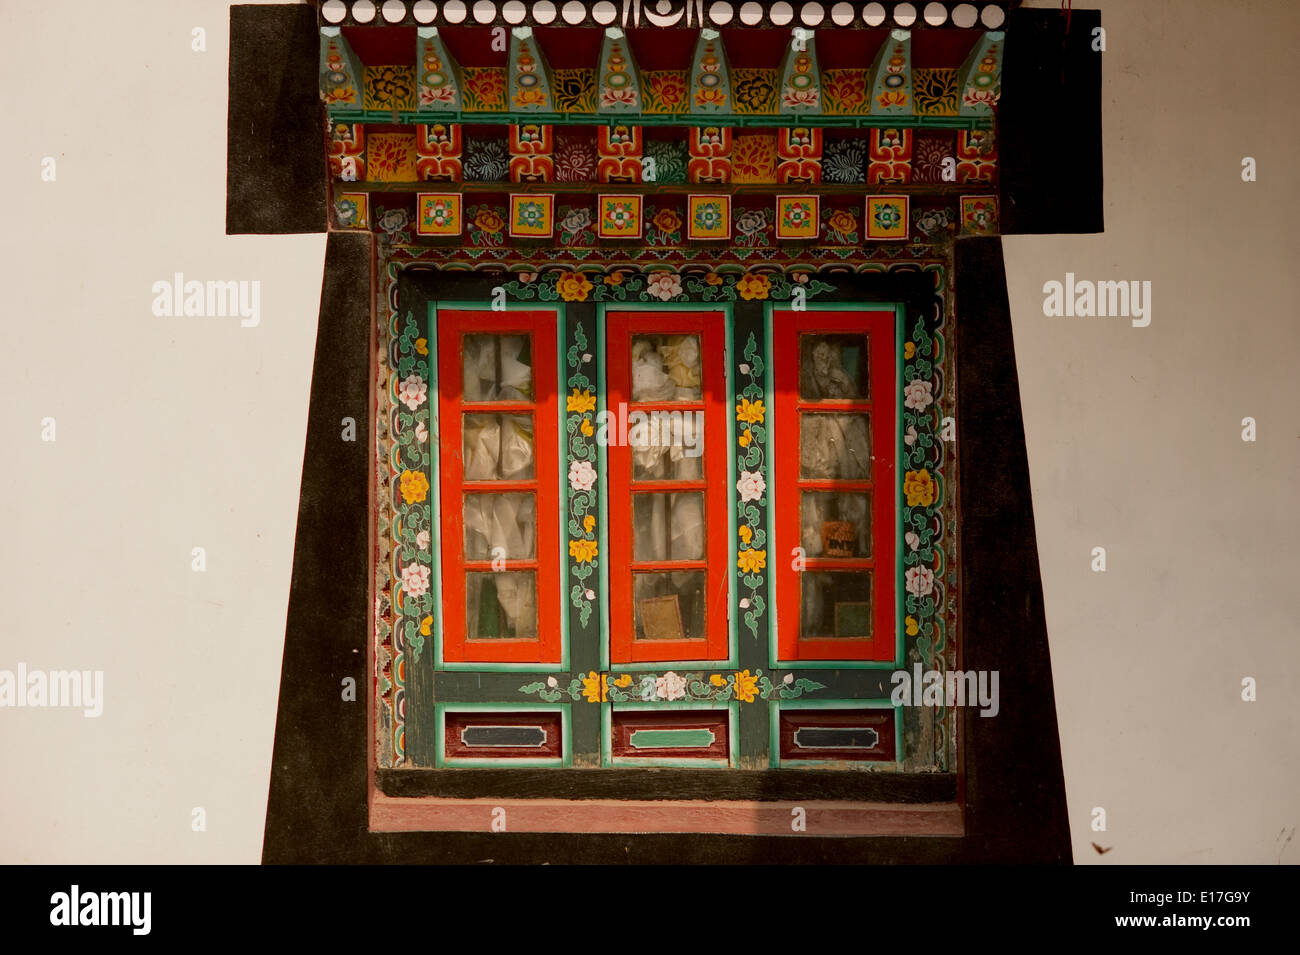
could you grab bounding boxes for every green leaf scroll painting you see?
[498,269,835,304]
[520,669,824,703]
[900,315,945,662]
[391,308,435,665]
[564,319,599,630]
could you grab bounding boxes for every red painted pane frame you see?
[773,309,896,662]
[606,311,730,664]
[436,310,562,664]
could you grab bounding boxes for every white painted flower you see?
[546,676,558,688]
[569,459,597,492]
[903,379,933,411]
[904,425,918,447]
[739,597,751,609]
[582,353,592,363]
[656,671,688,701]
[783,673,794,685]
[398,373,428,411]
[646,272,683,301]
[905,565,935,597]
[739,363,750,375]
[401,562,431,598]
[639,675,658,701]
[584,589,596,600]
[416,530,431,551]
[415,421,429,443]
[905,531,920,551]
[737,470,766,503]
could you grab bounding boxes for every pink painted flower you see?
[655,671,688,701]
[905,531,920,551]
[600,87,638,107]
[645,272,683,301]
[904,424,918,446]
[903,379,933,411]
[402,562,431,598]
[905,565,935,597]
[416,530,431,551]
[736,470,766,503]
[415,421,429,443]
[398,373,428,411]
[569,459,597,492]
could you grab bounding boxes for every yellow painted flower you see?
[474,208,505,234]
[735,273,771,301]
[564,389,595,415]
[613,673,632,688]
[415,337,429,356]
[604,271,624,285]
[827,210,858,237]
[903,468,936,508]
[556,272,594,302]
[704,272,723,286]
[580,418,594,436]
[737,548,767,575]
[420,615,433,637]
[652,208,682,234]
[738,428,752,447]
[581,670,608,703]
[904,341,916,360]
[583,514,596,534]
[736,397,766,425]
[399,469,430,504]
[905,616,919,637]
[733,669,759,703]
[569,538,599,562]
[709,674,727,687]
[738,525,753,545]
[567,387,597,414]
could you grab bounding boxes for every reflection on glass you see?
[466,571,538,640]
[629,409,705,480]
[464,493,537,560]
[462,413,535,480]
[799,413,872,480]
[801,492,872,558]
[799,333,869,399]
[800,571,873,639]
[633,571,706,640]
[463,334,533,402]
[632,493,705,561]
[630,335,703,402]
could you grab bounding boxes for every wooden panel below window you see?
[443,711,564,762]
[777,708,896,763]
[611,710,730,763]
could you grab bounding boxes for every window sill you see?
[370,769,962,837]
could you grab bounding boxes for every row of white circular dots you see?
[322,0,1006,29]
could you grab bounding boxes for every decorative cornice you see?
[318,0,1012,31]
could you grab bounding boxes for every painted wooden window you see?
[772,309,897,662]
[436,309,562,664]
[605,310,730,664]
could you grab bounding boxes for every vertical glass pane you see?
[799,333,870,399]
[800,571,873,639]
[462,413,535,480]
[630,409,705,480]
[464,493,537,560]
[463,333,533,401]
[466,571,538,640]
[633,571,707,640]
[799,412,872,480]
[632,492,706,561]
[800,492,872,558]
[630,334,703,402]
